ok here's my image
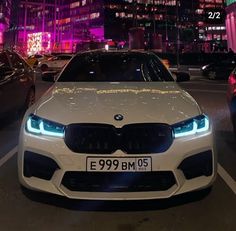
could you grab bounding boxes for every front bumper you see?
[18,129,217,200]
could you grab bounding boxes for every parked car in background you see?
[227,67,236,133]
[201,58,236,80]
[161,58,170,69]
[18,50,216,200]
[26,54,53,68]
[38,54,73,72]
[0,50,36,118]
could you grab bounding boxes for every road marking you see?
[0,146,18,168]
[218,164,236,194]
[0,147,236,194]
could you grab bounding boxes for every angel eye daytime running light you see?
[26,114,65,138]
[173,115,210,138]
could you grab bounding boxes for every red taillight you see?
[228,73,236,85]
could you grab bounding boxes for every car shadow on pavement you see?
[0,113,23,130]
[216,130,236,151]
[21,186,211,211]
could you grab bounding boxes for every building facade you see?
[226,0,236,52]
[16,0,57,55]
[198,0,226,52]
[0,0,12,48]
[14,0,227,54]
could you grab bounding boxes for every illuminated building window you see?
[196,9,204,14]
[82,0,86,6]
[70,1,80,9]
[90,12,100,19]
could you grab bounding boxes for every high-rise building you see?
[15,0,227,54]
[225,0,236,52]
[197,0,226,52]
[62,0,226,52]
[0,0,12,48]
[16,0,57,55]
[53,0,179,53]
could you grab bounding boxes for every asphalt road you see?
[0,76,235,231]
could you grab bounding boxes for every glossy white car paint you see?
[18,81,217,200]
[38,55,73,71]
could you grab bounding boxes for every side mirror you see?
[41,71,58,82]
[173,71,190,82]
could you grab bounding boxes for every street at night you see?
[1,0,236,230]
[0,74,236,230]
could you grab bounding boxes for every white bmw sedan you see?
[18,50,217,200]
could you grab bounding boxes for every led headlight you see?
[173,114,209,138]
[26,114,65,138]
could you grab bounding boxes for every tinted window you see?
[58,52,174,82]
[0,53,11,81]
[0,53,11,68]
[9,53,24,69]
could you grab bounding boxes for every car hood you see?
[34,82,201,127]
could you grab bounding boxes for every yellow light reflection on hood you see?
[53,87,180,96]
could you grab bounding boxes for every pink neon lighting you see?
[226,12,236,52]
[0,23,5,44]
[89,27,104,41]
[27,32,51,55]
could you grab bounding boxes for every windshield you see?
[58,52,174,82]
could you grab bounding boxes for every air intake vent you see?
[61,171,176,192]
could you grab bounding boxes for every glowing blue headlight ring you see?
[39,121,64,138]
[26,117,41,134]
[196,116,209,133]
[26,115,64,138]
[174,121,198,138]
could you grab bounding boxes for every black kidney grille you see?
[61,171,176,192]
[64,124,118,154]
[64,123,173,154]
[122,124,173,154]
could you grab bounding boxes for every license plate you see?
[86,157,152,172]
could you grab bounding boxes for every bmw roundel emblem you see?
[114,114,124,121]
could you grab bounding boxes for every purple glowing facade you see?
[0,0,12,48]
[12,0,227,54]
[17,0,56,55]
[226,1,236,52]
[27,32,51,55]
[16,0,105,54]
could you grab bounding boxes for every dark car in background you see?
[201,58,236,80]
[0,50,36,118]
[227,67,236,133]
